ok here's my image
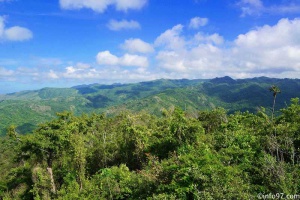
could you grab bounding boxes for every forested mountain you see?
[0,76,299,135]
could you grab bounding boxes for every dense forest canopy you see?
[1,95,300,199]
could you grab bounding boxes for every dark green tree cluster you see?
[0,98,300,199]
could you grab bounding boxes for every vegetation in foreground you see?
[0,96,300,199]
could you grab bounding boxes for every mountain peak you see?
[210,76,236,84]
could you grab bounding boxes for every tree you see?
[19,112,76,197]
[269,85,281,121]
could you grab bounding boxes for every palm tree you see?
[269,85,281,121]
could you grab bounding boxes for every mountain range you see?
[0,76,299,135]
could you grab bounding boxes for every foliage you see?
[1,95,300,198]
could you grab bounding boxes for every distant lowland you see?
[0,76,299,135]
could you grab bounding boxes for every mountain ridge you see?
[0,76,299,135]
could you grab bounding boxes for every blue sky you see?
[0,0,300,93]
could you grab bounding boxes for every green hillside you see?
[0,88,90,134]
[108,76,300,116]
[0,77,299,135]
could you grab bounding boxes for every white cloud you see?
[115,0,147,11]
[107,19,141,31]
[49,63,93,79]
[156,51,186,72]
[232,18,300,74]
[63,67,96,79]
[0,17,4,36]
[48,64,159,82]
[155,24,185,50]
[0,67,14,77]
[189,17,208,29]
[120,54,148,67]
[4,26,33,41]
[237,0,300,16]
[59,0,110,12]
[96,51,148,67]
[193,32,224,45]
[0,16,33,42]
[120,38,154,53]
[156,45,224,75]
[59,0,147,12]
[154,18,300,79]
[48,70,59,79]
[237,0,264,16]
[96,51,119,65]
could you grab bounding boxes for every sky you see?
[0,0,300,93]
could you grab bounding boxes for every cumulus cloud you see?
[155,24,185,50]
[154,18,300,78]
[0,16,33,41]
[4,26,33,41]
[120,54,148,67]
[232,18,300,75]
[59,0,147,12]
[154,24,225,75]
[96,51,148,67]
[107,19,141,31]
[189,17,208,29]
[120,38,154,53]
[96,51,119,66]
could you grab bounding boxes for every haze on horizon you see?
[0,0,300,93]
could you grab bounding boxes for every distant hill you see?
[0,77,299,135]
